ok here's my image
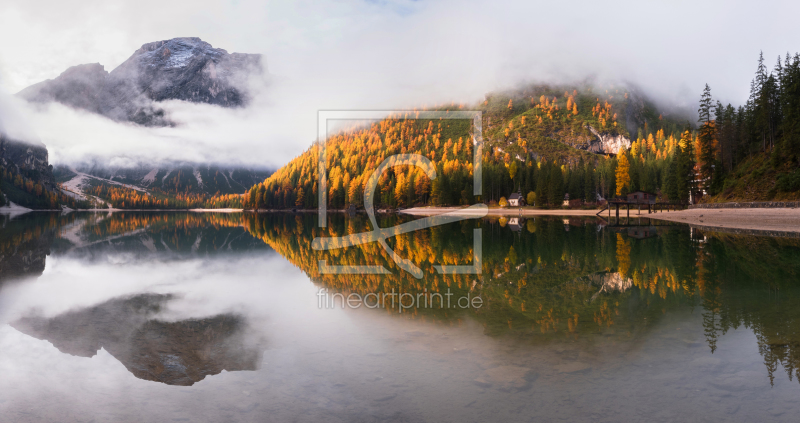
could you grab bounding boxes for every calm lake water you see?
[1,211,800,422]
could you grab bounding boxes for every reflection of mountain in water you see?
[5,212,800,387]
[54,212,272,260]
[0,213,273,281]
[12,294,265,386]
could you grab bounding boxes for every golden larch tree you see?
[615,153,631,196]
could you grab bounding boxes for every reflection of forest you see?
[3,212,800,385]
[0,213,77,285]
[240,213,800,386]
[243,214,689,333]
[0,212,270,276]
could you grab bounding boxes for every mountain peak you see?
[18,37,266,126]
[135,37,212,54]
[60,62,107,78]
[128,37,231,72]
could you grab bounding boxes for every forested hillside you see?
[0,135,89,209]
[244,82,691,210]
[79,178,245,209]
[702,52,800,201]
[65,51,800,211]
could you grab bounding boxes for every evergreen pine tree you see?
[664,157,679,202]
[583,160,594,201]
[575,157,585,200]
[698,84,713,124]
[536,161,549,205]
[548,163,564,205]
[678,130,695,203]
[697,85,718,193]
[783,54,800,164]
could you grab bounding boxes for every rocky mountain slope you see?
[15,37,271,198]
[19,37,264,126]
[0,132,63,208]
[0,136,53,184]
[55,163,271,197]
[480,82,688,164]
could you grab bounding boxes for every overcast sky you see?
[0,0,797,168]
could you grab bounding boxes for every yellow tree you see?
[615,153,630,196]
[394,173,406,205]
[414,171,431,203]
[630,140,640,157]
[616,233,631,276]
[508,161,518,180]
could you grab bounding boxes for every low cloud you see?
[11,86,297,169]
[0,91,40,144]
[1,0,798,168]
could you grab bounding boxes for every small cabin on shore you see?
[508,191,524,207]
[626,191,657,204]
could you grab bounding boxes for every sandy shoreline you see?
[400,206,604,217]
[401,206,800,234]
[646,208,800,234]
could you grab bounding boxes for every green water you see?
[1,211,799,422]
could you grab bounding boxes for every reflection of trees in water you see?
[12,294,265,386]
[0,213,79,285]
[2,212,271,263]
[242,213,800,385]
[242,214,699,339]
[6,211,800,385]
[697,233,800,385]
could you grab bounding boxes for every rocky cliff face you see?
[0,134,55,184]
[0,133,58,208]
[13,38,269,197]
[18,37,265,126]
[117,38,261,106]
[17,63,108,114]
[584,125,632,155]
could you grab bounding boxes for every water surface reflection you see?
[13,294,264,386]
[0,211,799,422]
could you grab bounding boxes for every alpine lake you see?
[1,211,799,422]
